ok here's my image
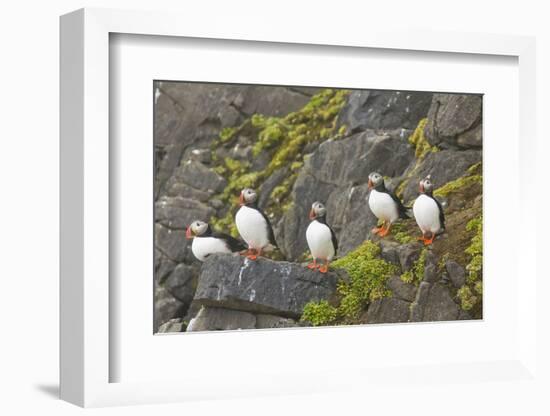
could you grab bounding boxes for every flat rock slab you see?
[194,254,339,318]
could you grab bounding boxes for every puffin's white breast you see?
[306,220,335,261]
[412,194,441,234]
[235,205,270,250]
[192,237,231,262]
[368,189,399,223]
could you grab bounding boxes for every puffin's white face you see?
[309,201,327,220]
[368,172,383,189]
[186,220,208,239]
[239,188,258,205]
[419,176,433,193]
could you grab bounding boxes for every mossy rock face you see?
[154,82,484,330]
[398,149,481,204]
[209,89,349,240]
[301,241,399,326]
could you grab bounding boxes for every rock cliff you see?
[154,83,482,332]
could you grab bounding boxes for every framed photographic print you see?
[60,7,541,409]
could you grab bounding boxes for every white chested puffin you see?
[412,175,445,245]
[367,172,409,237]
[306,201,338,274]
[235,188,278,260]
[186,220,246,262]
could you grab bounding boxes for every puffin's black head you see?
[368,172,384,190]
[309,201,327,220]
[419,175,434,195]
[186,220,209,239]
[239,188,258,206]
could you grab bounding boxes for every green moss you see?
[210,211,239,238]
[465,216,483,283]
[332,241,398,321]
[271,184,287,201]
[302,241,398,325]
[400,247,428,286]
[408,118,438,160]
[434,174,482,198]
[338,125,347,136]
[394,231,414,244]
[395,118,440,199]
[219,126,238,143]
[438,253,450,273]
[455,215,483,312]
[467,162,482,175]
[474,281,483,295]
[252,116,287,156]
[290,161,303,171]
[301,300,338,326]
[457,285,477,311]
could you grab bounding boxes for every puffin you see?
[235,188,278,260]
[306,201,338,273]
[367,172,409,237]
[412,175,445,245]
[186,220,246,262]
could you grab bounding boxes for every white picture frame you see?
[60,7,540,408]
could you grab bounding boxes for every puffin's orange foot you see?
[319,265,328,273]
[423,236,435,246]
[417,234,434,245]
[307,262,319,270]
[378,227,390,237]
[247,254,258,260]
[371,227,382,235]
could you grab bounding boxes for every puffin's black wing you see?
[387,190,410,219]
[432,196,446,230]
[255,207,278,248]
[328,225,338,256]
[211,231,247,252]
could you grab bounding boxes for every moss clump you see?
[474,281,483,295]
[465,216,482,283]
[434,174,482,198]
[219,127,238,143]
[210,212,239,238]
[301,300,338,326]
[408,118,438,160]
[457,285,477,311]
[400,247,428,285]
[337,125,347,137]
[301,241,398,325]
[453,215,482,312]
[395,118,440,198]
[251,115,286,156]
[394,232,413,244]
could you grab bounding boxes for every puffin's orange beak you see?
[239,192,244,206]
[185,226,193,239]
[368,179,373,189]
[309,209,316,220]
